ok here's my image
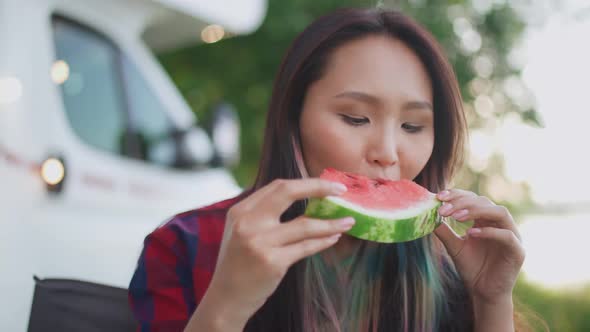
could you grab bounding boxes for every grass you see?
[514,277,590,331]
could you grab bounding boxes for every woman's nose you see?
[367,133,399,168]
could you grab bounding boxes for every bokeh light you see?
[51,60,70,85]
[201,24,225,43]
[41,158,65,186]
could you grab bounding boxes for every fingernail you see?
[332,183,347,194]
[452,209,468,220]
[328,234,342,242]
[438,190,450,199]
[338,217,355,228]
[468,228,481,236]
[439,203,453,215]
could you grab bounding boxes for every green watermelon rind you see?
[304,196,443,243]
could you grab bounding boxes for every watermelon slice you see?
[304,168,443,243]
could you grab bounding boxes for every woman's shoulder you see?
[151,191,248,244]
[129,192,251,317]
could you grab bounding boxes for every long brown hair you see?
[244,7,530,331]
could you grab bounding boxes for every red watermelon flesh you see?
[305,168,443,243]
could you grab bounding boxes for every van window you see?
[53,19,127,155]
[121,56,176,166]
[52,17,177,167]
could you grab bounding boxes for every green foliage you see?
[515,277,590,331]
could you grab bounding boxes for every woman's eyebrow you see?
[402,100,433,112]
[333,91,381,106]
[332,90,433,111]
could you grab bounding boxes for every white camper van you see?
[0,0,266,330]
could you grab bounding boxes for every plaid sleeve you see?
[128,217,198,332]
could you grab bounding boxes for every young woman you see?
[129,7,530,332]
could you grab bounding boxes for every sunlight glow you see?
[502,16,590,205]
[520,212,590,289]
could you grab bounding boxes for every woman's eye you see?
[402,123,424,133]
[340,114,369,127]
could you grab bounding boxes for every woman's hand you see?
[433,189,525,305]
[204,178,354,328]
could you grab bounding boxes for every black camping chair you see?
[28,276,136,332]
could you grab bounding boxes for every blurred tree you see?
[157,0,540,214]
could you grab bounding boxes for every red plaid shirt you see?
[128,194,242,332]
[128,192,473,331]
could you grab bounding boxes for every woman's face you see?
[300,36,435,181]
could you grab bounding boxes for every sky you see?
[507,7,590,205]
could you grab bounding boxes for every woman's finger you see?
[436,188,476,202]
[279,233,343,265]
[437,194,478,217]
[471,205,521,241]
[442,200,520,241]
[235,180,282,212]
[268,215,355,246]
[262,178,347,216]
[438,191,492,217]
[467,227,526,264]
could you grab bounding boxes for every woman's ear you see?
[291,133,310,178]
